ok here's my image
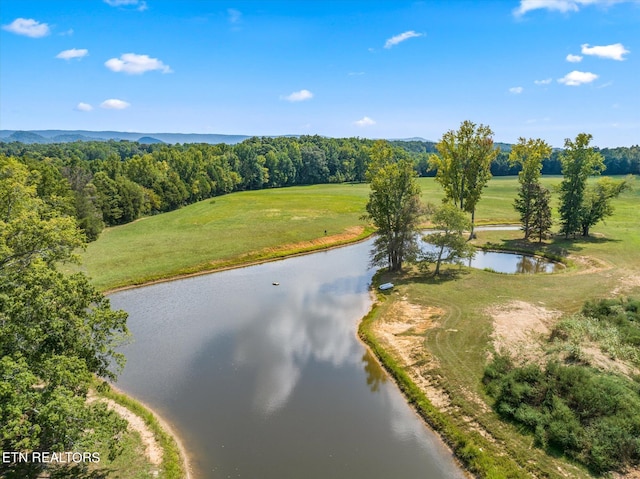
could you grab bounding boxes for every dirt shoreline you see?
[105,384,193,479]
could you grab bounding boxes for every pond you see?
[110,239,467,479]
[467,250,563,274]
[421,227,563,274]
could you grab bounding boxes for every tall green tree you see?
[579,176,630,237]
[529,183,553,243]
[429,120,498,237]
[1,156,129,477]
[364,141,423,272]
[509,137,552,239]
[558,133,605,238]
[422,204,475,275]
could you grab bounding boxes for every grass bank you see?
[359,292,526,478]
[94,381,188,479]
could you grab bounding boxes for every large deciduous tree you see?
[364,141,423,272]
[558,133,605,238]
[429,120,498,237]
[579,176,630,237]
[1,155,129,477]
[509,137,552,239]
[422,203,475,275]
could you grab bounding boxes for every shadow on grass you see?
[378,267,470,288]
[483,234,621,259]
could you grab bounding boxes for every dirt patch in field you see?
[580,345,640,378]
[372,300,452,408]
[612,468,640,479]
[568,254,612,275]
[102,398,163,466]
[611,273,640,296]
[487,300,561,364]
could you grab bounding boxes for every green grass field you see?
[78,176,610,291]
[77,176,572,291]
[77,183,372,291]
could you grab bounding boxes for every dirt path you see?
[89,390,192,479]
[100,397,163,467]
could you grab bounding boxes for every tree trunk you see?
[468,209,476,241]
[434,245,445,275]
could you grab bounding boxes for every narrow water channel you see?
[110,239,467,479]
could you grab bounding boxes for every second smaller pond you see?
[419,236,563,274]
[467,250,563,274]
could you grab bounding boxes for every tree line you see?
[0,136,377,241]
[1,136,637,244]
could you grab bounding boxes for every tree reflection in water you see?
[362,349,388,392]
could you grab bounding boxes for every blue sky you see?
[1,0,638,147]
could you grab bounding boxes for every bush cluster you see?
[484,295,640,476]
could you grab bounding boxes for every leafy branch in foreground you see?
[1,155,129,478]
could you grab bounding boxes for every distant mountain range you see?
[0,130,251,145]
[0,130,444,146]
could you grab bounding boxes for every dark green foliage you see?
[1,157,129,477]
[558,133,605,238]
[529,184,553,243]
[365,141,424,272]
[582,297,640,346]
[484,343,640,473]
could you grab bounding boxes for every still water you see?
[468,250,563,274]
[110,239,467,479]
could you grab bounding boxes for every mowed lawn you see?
[78,176,630,292]
[78,183,372,291]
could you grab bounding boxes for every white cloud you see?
[2,18,50,38]
[281,89,313,102]
[558,70,598,86]
[581,43,630,60]
[514,0,635,16]
[509,86,524,94]
[534,78,553,85]
[100,99,131,110]
[348,71,365,76]
[56,48,88,60]
[105,53,172,74]
[354,116,376,127]
[384,30,423,49]
[75,102,93,112]
[566,54,583,62]
[104,0,148,11]
[228,8,242,23]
